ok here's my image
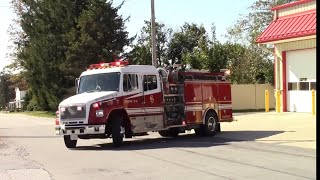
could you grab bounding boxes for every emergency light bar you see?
[88,60,129,70]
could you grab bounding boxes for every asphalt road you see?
[0,113,316,180]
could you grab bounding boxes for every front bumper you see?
[55,125,106,136]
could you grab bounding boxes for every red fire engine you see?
[55,60,233,148]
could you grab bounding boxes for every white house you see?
[8,87,26,111]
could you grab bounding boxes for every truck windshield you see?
[78,72,120,94]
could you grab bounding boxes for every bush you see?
[26,98,42,111]
[23,90,32,111]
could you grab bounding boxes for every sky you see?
[0,0,256,71]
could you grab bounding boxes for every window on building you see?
[299,82,309,91]
[310,82,316,91]
[143,75,158,91]
[288,82,298,91]
[123,74,138,92]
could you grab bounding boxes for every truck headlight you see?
[96,110,104,117]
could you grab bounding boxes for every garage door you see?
[287,48,316,112]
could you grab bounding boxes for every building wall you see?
[14,88,26,101]
[11,88,26,110]
[231,84,275,110]
[15,87,20,101]
[274,38,316,111]
[20,91,26,100]
[278,0,316,17]
[275,38,316,89]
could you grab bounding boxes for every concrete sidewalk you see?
[218,111,316,149]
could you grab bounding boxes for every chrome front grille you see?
[60,104,86,120]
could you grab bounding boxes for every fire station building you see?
[256,0,316,112]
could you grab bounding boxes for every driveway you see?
[220,111,316,149]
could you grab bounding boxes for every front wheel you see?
[64,135,77,148]
[112,116,125,148]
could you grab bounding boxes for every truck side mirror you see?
[75,78,79,92]
[157,68,168,83]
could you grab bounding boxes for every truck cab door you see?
[122,73,146,133]
[142,74,165,129]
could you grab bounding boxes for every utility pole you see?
[151,0,157,67]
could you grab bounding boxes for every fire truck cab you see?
[55,60,233,148]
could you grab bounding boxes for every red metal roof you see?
[256,10,316,43]
[271,0,314,11]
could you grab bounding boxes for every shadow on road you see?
[75,130,289,151]
[217,131,288,141]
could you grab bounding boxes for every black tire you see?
[217,123,221,132]
[112,116,124,148]
[64,135,77,148]
[202,111,219,136]
[194,128,204,136]
[158,130,170,137]
[158,128,179,137]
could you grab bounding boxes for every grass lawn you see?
[10,111,56,118]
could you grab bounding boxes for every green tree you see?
[10,0,131,110]
[0,71,15,110]
[182,24,231,72]
[226,0,298,45]
[65,0,132,76]
[182,39,274,84]
[128,21,172,66]
[224,0,296,84]
[205,42,231,73]
[128,45,152,65]
[167,23,208,65]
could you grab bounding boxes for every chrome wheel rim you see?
[120,126,125,135]
[207,117,216,131]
